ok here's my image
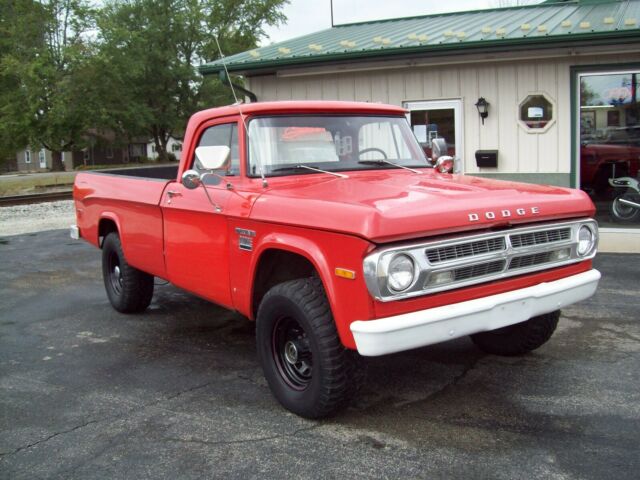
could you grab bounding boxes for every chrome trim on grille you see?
[363,219,598,302]
[426,237,506,263]
[510,228,570,248]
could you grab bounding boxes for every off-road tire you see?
[102,232,154,313]
[470,310,560,356]
[256,277,364,418]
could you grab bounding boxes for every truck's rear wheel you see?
[102,232,154,313]
[256,277,363,418]
[470,310,560,356]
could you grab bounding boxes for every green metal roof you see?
[200,0,640,76]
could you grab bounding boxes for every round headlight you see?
[387,254,415,292]
[577,225,595,256]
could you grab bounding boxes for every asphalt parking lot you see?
[1,229,639,479]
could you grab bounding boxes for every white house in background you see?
[147,136,183,161]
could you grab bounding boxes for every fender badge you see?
[235,227,256,251]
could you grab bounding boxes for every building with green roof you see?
[200,0,640,249]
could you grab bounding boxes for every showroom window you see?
[578,69,639,229]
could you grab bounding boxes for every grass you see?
[0,172,76,196]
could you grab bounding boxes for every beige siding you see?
[247,52,640,176]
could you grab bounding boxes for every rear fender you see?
[98,212,123,247]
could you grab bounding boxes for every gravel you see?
[0,200,75,236]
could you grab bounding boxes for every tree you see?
[0,0,47,167]
[97,0,287,161]
[0,0,98,171]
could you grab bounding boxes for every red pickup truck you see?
[72,101,600,418]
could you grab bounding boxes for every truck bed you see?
[73,166,177,278]
[97,164,179,180]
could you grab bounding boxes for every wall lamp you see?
[475,97,489,125]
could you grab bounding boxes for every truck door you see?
[161,120,241,308]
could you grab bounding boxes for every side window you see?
[195,122,239,176]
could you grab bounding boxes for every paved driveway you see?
[1,230,638,479]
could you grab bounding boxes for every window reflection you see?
[579,71,640,228]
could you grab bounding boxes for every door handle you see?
[166,190,182,204]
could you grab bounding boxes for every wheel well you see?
[252,249,317,318]
[98,219,118,247]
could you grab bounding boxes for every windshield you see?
[247,115,430,177]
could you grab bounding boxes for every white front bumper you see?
[350,269,601,356]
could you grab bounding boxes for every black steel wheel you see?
[256,277,364,418]
[272,316,313,390]
[107,250,124,296]
[101,232,154,313]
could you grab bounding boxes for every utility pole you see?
[330,0,334,27]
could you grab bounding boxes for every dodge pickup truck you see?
[72,101,601,418]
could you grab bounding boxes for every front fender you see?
[252,231,335,306]
[229,222,375,350]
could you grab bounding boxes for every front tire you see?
[256,277,363,418]
[102,232,154,313]
[470,310,560,356]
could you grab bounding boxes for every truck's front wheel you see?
[470,310,560,356]
[102,232,154,313]
[256,277,363,418]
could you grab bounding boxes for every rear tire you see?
[470,310,560,356]
[102,232,154,313]
[256,277,364,418]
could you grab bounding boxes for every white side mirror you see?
[195,145,231,171]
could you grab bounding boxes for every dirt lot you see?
[0,229,638,479]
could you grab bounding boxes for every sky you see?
[261,0,542,45]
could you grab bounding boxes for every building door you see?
[39,149,46,169]
[403,99,464,172]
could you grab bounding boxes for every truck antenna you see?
[213,35,268,187]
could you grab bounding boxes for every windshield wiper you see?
[270,164,348,178]
[357,159,423,174]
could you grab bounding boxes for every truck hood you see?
[249,169,595,243]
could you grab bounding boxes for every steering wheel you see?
[358,147,388,159]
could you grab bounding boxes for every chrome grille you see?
[510,228,570,248]
[426,237,505,264]
[364,219,598,302]
[453,260,506,281]
[509,252,554,270]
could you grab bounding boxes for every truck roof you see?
[189,101,407,124]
